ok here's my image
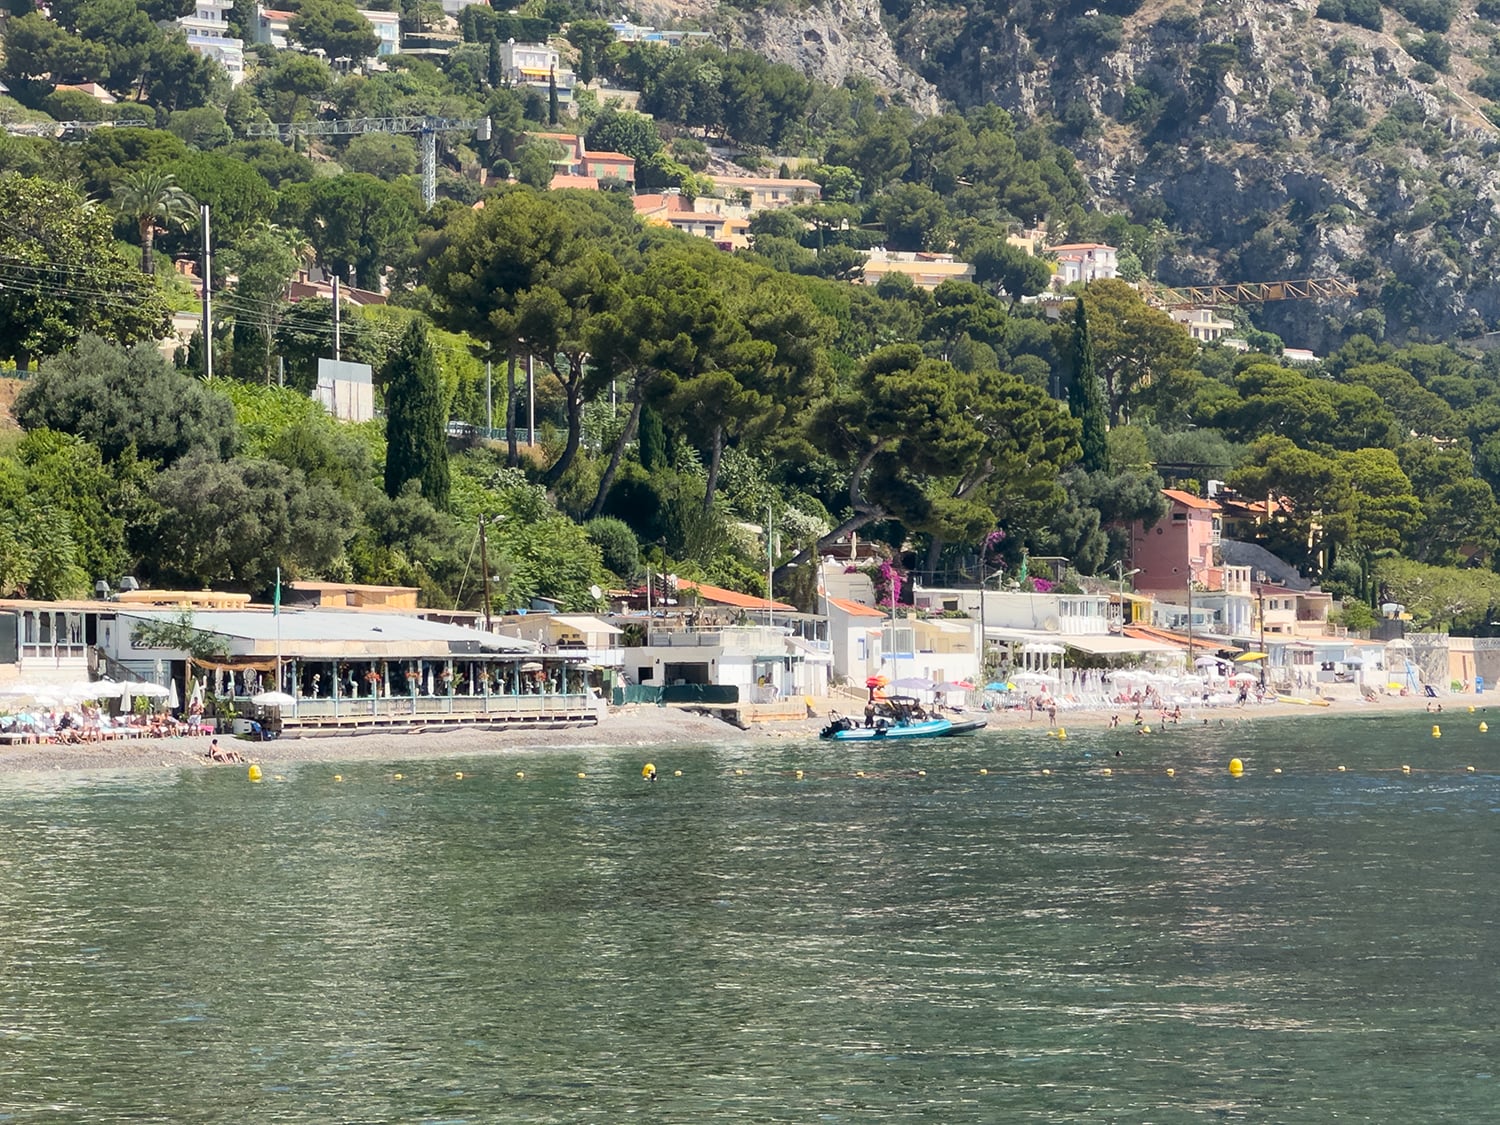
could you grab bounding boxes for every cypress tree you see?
[384,319,450,508]
[548,66,560,126]
[1068,299,1109,473]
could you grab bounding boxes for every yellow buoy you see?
[247,763,262,782]
[577,772,586,779]
[393,773,403,780]
[794,770,804,780]
[1481,722,1489,733]
[1165,768,1175,778]
[855,770,865,778]
[1058,727,1067,740]
[1041,768,1051,776]
[454,771,464,780]
[1469,706,1476,713]
[979,768,988,776]
[1432,725,1442,738]
[1228,758,1244,776]
[673,770,682,777]
[734,768,744,776]
[333,774,343,782]
[1273,767,1282,775]
[917,769,926,777]
[1143,726,1152,734]
[1401,764,1412,775]
[1467,765,1476,773]
[1101,767,1113,776]
[642,762,655,778]
[1337,765,1347,772]
[515,771,524,779]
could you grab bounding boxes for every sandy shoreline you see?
[0,690,1481,775]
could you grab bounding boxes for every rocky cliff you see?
[729,0,942,114]
[704,0,1500,346]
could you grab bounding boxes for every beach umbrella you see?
[520,661,544,673]
[250,690,296,708]
[1234,652,1268,663]
[865,675,889,689]
[984,681,1014,692]
[1195,655,1230,669]
[123,681,170,699]
[936,680,974,693]
[891,676,936,691]
[1011,671,1055,688]
[167,680,180,709]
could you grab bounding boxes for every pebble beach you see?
[0,686,1476,775]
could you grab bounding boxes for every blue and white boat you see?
[820,715,954,741]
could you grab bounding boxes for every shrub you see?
[584,516,640,581]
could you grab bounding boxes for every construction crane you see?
[1140,277,1357,309]
[1,118,149,140]
[245,115,492,209]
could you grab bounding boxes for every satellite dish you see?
[1043,616,1060,632]
[589,584,602,600]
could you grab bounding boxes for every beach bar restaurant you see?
[107,609,600,728]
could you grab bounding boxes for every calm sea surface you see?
[2,711,1497,1123]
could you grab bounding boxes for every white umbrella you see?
[123,681,170,699]
[250,690,297,707]
[68,679,121,700]
[168,680,180,709]
[1021,643,1065,655]
[1012,670,1054,683]
[891,676,936,691]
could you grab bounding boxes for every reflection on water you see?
[1,712,1498,1122]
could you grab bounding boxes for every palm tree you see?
[113,170,197,276]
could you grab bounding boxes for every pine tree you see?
[384,319,450,508]
[1068,299,1109,473]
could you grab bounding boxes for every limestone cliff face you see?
[727,0,942,114]
[886,0,1500,345]
[701,0,1500,344]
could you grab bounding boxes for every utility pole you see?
[200,204,212,379]
[332,275,341,361]
[478,516,492,632]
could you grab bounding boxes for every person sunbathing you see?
[206,738,244,764]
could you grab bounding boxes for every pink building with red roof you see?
[1128,489,1223,593]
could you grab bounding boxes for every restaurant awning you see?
[1064,635,1184,656]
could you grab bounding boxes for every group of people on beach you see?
[1,703,213,744]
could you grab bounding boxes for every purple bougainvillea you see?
[1030,577,1054,593]
[877,558,903,606]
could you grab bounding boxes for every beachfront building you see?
[618,581,829,702]
[1129,489,1222,594]
[103,608,600,730]
[0,589,602,730]
[911,584,1184,696]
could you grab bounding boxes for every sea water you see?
[0,710,1496,1122]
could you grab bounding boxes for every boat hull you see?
[938,718,989,737]
[825,718,953,741]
